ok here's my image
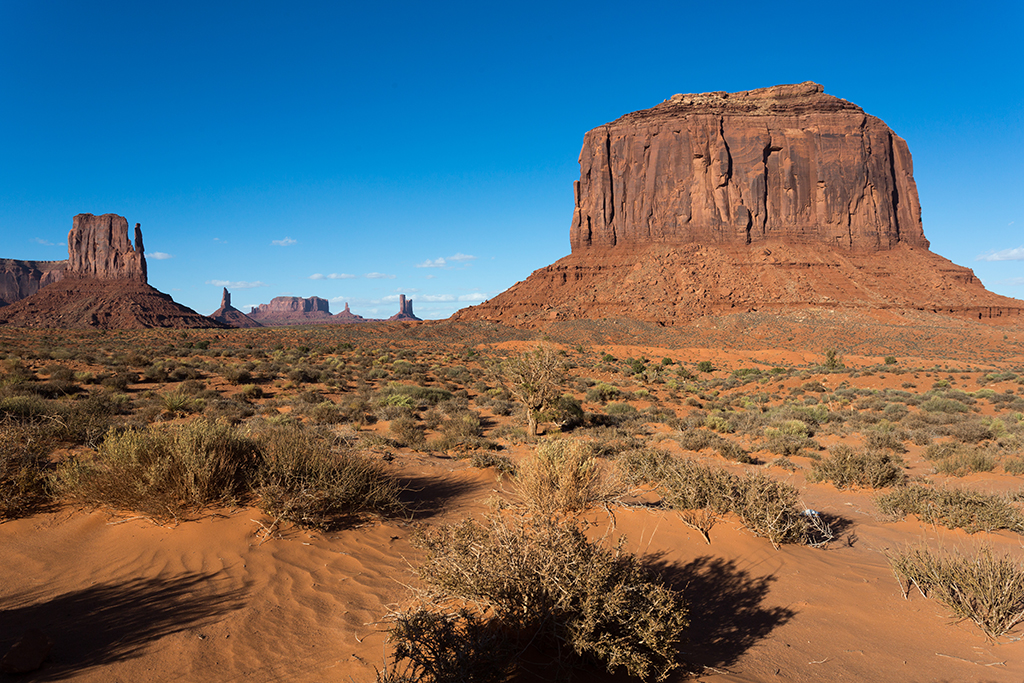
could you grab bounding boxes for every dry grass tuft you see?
[875,484,1024,533]
[516,438,618,514]
[889,545,1024,638]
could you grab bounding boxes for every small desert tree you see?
[499,346,566,437]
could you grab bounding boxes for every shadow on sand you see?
[0,571,245,681]
[647,554,795,675]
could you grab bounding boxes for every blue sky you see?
[2,1,1021,319]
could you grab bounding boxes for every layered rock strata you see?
[248,296,334,325]
[0,259,65,307]
[455,83,1023,327]
[570,82,926,252]
[0,214,221,329]
[210,288,262,328]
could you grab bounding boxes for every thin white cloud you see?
[457,292,487,302]
[416,253,477,268]
[213,237,227,243]
[149,252,173,260]
[272,237,297,246]
[420,294,456,302]
[328,296,350,303]
[310,273,355,280]
[365,272,395,279]
[206,279,268,289]
[977,246,1024,262]
[996,277,1024,286]
[31,237,59,246]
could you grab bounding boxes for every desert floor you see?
[2,310,1024,682]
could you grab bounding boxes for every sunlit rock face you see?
[570,82,927,253]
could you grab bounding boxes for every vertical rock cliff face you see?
[454,83,1023,327]
[66,213,148,281]
[569,82,927,252]
[0,259,65,307]
[248,296,334,325]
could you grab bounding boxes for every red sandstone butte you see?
[454,83,1023,327]
[388,294,421,321]
[332,302,367,324]
[248,296,334,326]
[210,288,262,328]
[0,214,222,329]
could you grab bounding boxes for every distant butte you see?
[388,294,421,321]
[248,296,334,326]
[454,83,1024,327]
[210,288,261,328]
[0,214,223,329]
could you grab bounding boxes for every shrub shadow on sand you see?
[0,571,244,681]
[398,472,484,520]
[646,554,795,673]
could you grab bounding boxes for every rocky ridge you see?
[455,83,1023,327]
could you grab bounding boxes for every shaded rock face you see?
[455,83,1023,328]
[248,296,333,325]
[388,294,421,321]
[570,82,927,252]
[0,259,65,307]
[210,288,262,328]
[66,213,147,281]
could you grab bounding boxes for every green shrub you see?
[696,360,714,373]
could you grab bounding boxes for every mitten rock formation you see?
[0,214,221,329]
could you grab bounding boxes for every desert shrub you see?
[549,394,584,430]
[733,472,810,548]
[254,425,404,530]
[222,365,253,385]
[863,421,909,453]
[585,383,620,403]
[240,384,263,401]
[807,445,905,489]
[390,415,425,447]
[696,360,714,373]
[762,432,817,456]
[205,398,255,425]
[922,396,971,414]
[468,452,517,477]
[517,439,615,514]
[1003,457,1024,475]
[889,545,1024,637]
[379,608,515,683]
[676,428,725,452]
[875,484,1024,533]
[605,402,638,418]
[0,420,52,519]
[410,513,687,681]
[923,443,996,477]
[704,414,734,433]
[160,389,206,416]
[382,383,454,407]
[717,441,753,464]
[948,419,995,444]
[619,451,813,548]
[54,419,258,518]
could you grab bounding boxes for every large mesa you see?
[455,83,1023,328]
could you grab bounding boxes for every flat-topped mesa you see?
[248,296,334,325]
[570,82,928,252]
